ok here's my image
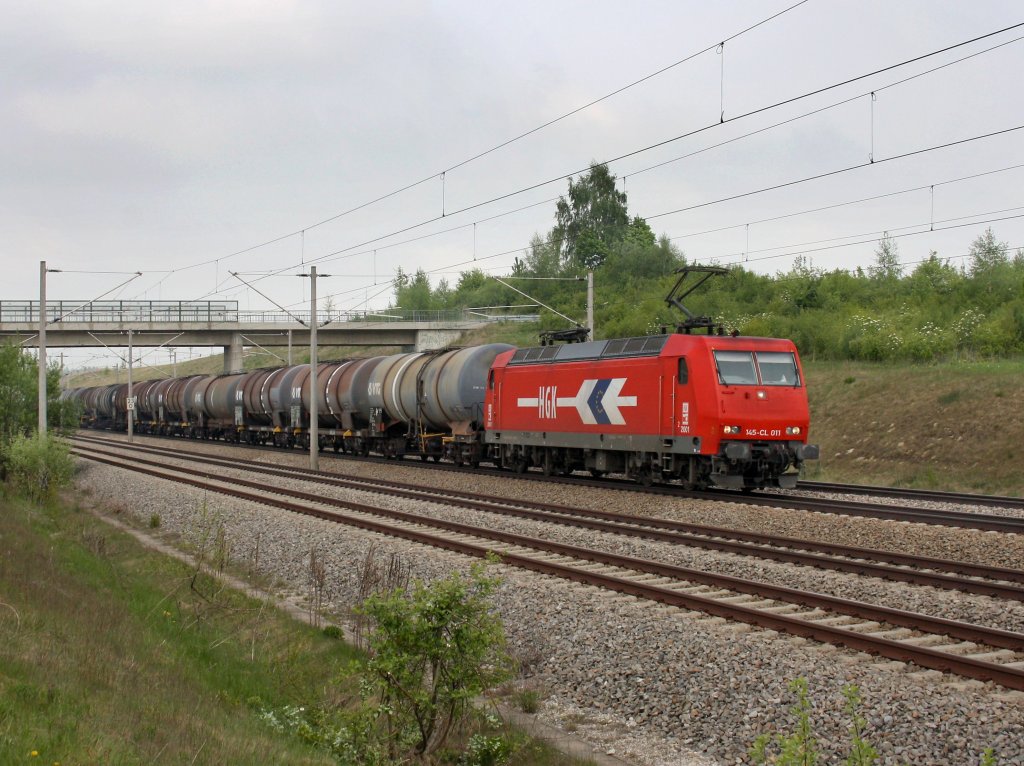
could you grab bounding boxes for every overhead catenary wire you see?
[621,31,1024,183]
[122,0,813,300]
[269,207,1024,318]
[693,204,1024,263]
[130,16,1023,309]
[715,212,1024,268]
[241,30,1024,291]
[254,127,1024,310]
[195,21,1024,301]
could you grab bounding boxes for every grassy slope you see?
[0,493,354,764]
[804,359,1024,495]
[62,322,1024,496]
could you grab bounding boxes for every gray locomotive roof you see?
[508,335,669,365]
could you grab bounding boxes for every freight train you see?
[66,331,819,490]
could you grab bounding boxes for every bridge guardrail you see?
[1,300,538,325]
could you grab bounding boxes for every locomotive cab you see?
[706,341,818,489]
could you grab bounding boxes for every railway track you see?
[72,438,1024,691]
[797,479,1024,510]
[75,429,1024,533]
[71,434,1024,602]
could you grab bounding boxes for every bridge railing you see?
[0,300,539,325]
[0,300,240,323]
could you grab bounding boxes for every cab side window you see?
[677,357,688,385]
[488,370,495,390]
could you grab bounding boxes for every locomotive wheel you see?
[589,468,606,478]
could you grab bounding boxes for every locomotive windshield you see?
[714,350,800,386]
[714,351,758,385]
[756,351,800,386]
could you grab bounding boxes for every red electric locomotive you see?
[482,267,819,489]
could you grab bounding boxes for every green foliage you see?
[358,563,514,760]
[0,344,38,445]
[751,677,819,766]
[552,163,630,271]
[841,685,878,766]
[269,564,515,763]
[1,433,75,502]
[0,344,76,449]
[389,168,1024,361]
[514,689,541,714]
[458,732,515,766]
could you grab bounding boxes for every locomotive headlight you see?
[723,425,741,435]
[786,426,802,435]
[756,390,767,400]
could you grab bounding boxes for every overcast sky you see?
[3,1,1023,367]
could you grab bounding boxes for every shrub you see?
[357,563,515,760]
[1,434,74,503]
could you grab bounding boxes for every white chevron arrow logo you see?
[517,378,637,425]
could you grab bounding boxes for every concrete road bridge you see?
[0,300,528,373]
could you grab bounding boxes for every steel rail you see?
[74,429,1024,533]
[71,434,1024,600]
[798,480,1024,510]
[74,445,1024,691]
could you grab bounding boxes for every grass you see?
[803,358,1024,495]
[0,492,356,764]
[0,490,589,765]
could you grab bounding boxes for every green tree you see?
[868,232,901,280]
[394,268,437,312]
[969,227,1009,275]
[0,343,37,445]
[552,163,630,271]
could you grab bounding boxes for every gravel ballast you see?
[73,439,1024,764]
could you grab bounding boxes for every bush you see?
[1,434,75,503]
[357,563,515,760]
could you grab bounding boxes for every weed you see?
[937,389,963,405]
[307,545,327,628]
[322,625,343,640]
[148,513,161,529]
[514,689,542,714]
[352,545,411,649]
[750,677,819,765]
[843,376,856,384]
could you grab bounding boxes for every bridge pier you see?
[415,328,463,351]
[224,333,244,373]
